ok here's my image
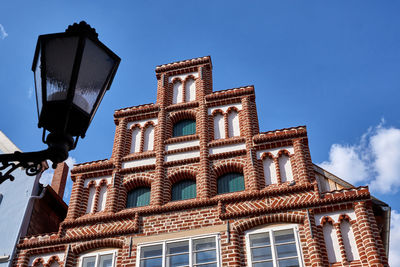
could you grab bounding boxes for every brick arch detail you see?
[32,258,45,266]
[128,123,142,131]
[337,214,351,223]
[168,169,197,185]
[142,120,156,129]
[86,180,96,188]
[320,216,335,226]
[232,213,305,233]
[226,106,240,114]
[213,160,245,178]
[277,149,292,157]
[71,239,123,255]
[184,74,197,82]
[168,110,197,125]
[99,179,108,186]
[47,255,61,266]
[211,109,224,116]
[123,176,153,192]
[260,152,275,160]
[171,77,183,84]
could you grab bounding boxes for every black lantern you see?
[32,21,120,139]
[0,21,120,183]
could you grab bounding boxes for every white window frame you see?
[245,224,304,267]
[78,249,117,267]
[136,234,221,267]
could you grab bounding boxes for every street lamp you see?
[0,21,120,184]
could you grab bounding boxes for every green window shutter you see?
[217,172,245,194]
[126,187,150,208]
[172,180,196,201]
[173,119,196,137]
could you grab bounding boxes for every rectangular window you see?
[79,250,116,267]
[246,225,303,267]
[137,235,221,267]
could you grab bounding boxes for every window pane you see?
[278,258,300,267]
[167,241,189,255]
[251,247,272,261]
[167,254,189,267]
[194,264,217,267]
[172,180,196,201]
[217,173,244,194]
[141,258,162,267]
[195,250,216,264]
[254,262,273,267]
[82,256,96,267]
[250,232,270,247]
[193,237,216,251]
[99,254,113,267]
[127,187,150,208]
[173,120,196,137]
[142,245,163,258]
[276,243,298,258]
[274,229,295,244]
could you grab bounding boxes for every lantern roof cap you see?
[65,21,98,39]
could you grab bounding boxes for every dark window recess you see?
[173,119,196,137]
[126,187,150,208]
[172,180,196,201]
[217,172,245,194]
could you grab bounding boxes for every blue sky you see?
[1,0,400,264]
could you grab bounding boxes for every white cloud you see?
[369,127,400,193]
[319,144,368,184]
[318,120,400,194]
[39,156,77,203]
[0,24,8,39]
[390,210,400,266]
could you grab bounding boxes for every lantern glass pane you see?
[73,38,115,114]
[45,36,79,102]
[34,48,43,117]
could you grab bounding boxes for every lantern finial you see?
[65,21,98,39]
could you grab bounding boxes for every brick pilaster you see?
[241,96,258,190]
[354,201,383,266]
[304,209,324,266]
[66,175,84,220]
[293,138,311,184]
[154,75,167,205]
[198,66,212,198]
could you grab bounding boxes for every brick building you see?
[14,56,390,267]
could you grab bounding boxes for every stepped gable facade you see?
[14,56,389,267]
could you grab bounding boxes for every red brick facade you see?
[13,56,389,267]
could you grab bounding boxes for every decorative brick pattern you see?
[13,56,388,267]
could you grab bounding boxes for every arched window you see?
[130,127,141,153]
[263,156,277,185]
[173,119,196,137]
[227,110,240,137]
[172,81,183,104]
[86,185,96,213]
[171,180,196,201]
[278,154,293,182]
[340,219,359,261]
[126,187,150,208]
[217,172,245,194]
[185,78,196,102]
[322,221,341,263]
[213,113,225,140]
[143,125,154,151]
[97,184,107,212]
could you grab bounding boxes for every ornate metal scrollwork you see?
[0,150,50,184]
[0,159,43,184]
